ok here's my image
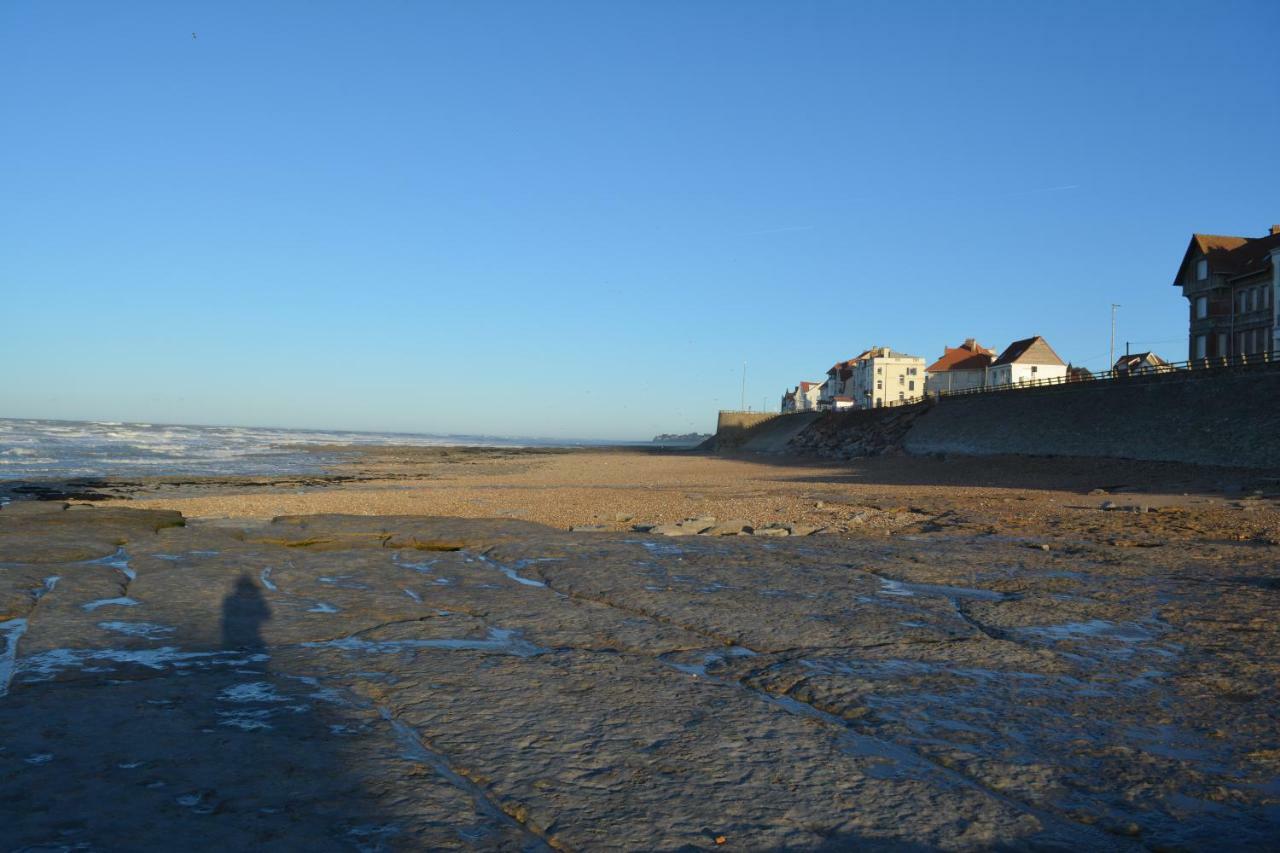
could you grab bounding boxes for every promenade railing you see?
[936,350,1276,399]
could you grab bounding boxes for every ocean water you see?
[0,418,562,480]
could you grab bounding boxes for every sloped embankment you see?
[786,406,931,459]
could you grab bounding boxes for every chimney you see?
[963,337,976,349]
[1270,225,1280,236]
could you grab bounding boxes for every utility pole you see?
[740,362,747,411]
[1109,304,1121,371]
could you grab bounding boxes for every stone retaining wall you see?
[904,363,1280,468]
[711,364,1280,468]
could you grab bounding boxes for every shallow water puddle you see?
[394,554,440,574]
[473,553,552,588]
[17,647,269,683]
[83,546,133,580]
[219,681,286,703]
[1021,619,1154,643]
[0,618,29,697]
[81,596,140,612]
[661,645,757,677]
[32,576,59,601]
[637,540,684,557]
[97,621,176,639]
[318,575,370,590]
[877,576,1006,601]
[216,679,312,729]
[303,627,546,658]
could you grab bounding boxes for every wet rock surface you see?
[2,503,1279,850]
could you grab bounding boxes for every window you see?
[1196,258,1208,280]
[898,375,904,385]
[1239,291,1249,314]
[908,380,915,391]
[876,367,882,375]
[1195,296,1208,319]
[1195,335,1207,359]
[1251,288,1260,312]
[906,367,918,376]
[876,380,882,390]
[1031,365,1038,373]
[898,391,905,401]
[1238,331,1247,355]
[1217,333,1228,356]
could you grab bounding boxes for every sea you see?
[0,418,588,481]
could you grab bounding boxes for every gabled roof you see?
[1113,352,1170,371]
[1172,228,1280,285]
[827,350,875,378]
[860,346,919,361]
[991,336,1066,367]
[926,339,995,373]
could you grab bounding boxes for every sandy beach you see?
[70,444,1280,542]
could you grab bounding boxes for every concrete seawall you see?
[713,364,1280,468]
[904,364,1280,468]
[708,412,784,451]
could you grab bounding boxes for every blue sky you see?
[2,1,1276,440]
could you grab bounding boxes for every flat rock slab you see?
[1,503,1279,849]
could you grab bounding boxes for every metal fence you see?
[936,350,1278,399]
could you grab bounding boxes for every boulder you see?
[704,520,753,536]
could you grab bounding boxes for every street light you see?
[1110,304,1121,371]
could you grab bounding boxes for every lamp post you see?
[1110,304,1121,372]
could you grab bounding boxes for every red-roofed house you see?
[1172,225,1280,360]
[819,351,872,409]
[780,381,823,413]
[924,338,995,397]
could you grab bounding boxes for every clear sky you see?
[2,1,1276,440]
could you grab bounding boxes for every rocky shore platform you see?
[2,491,1279,850]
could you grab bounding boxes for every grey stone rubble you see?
[629,517,827,538]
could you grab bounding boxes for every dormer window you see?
[1196,258,1208,280]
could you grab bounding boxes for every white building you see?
[986,336,1068,387]
[780,381,823,413]
[847,347,927,408]
[924,338,995,397]
[820,356,864,409]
